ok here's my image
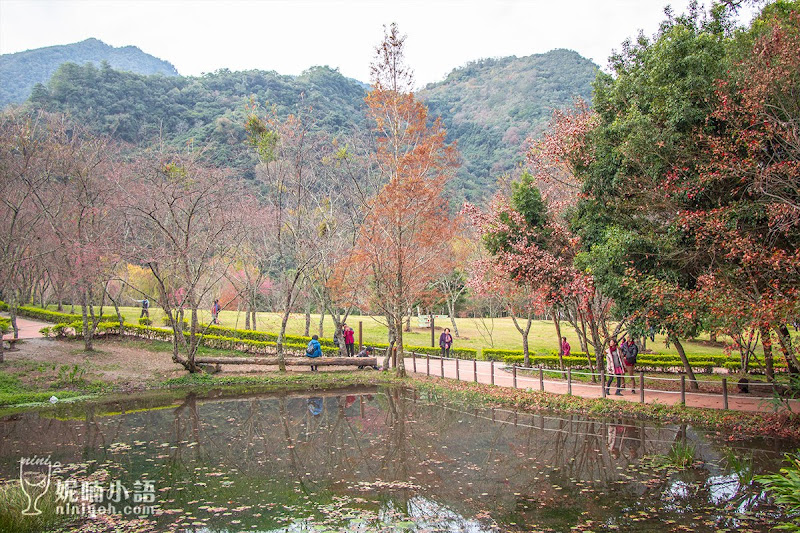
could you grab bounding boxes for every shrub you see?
[138,317,152,326]
[502,354,589,369]
[0,301,117,324]
[757,451,800,532]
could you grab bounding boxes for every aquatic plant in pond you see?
[0,386,794,532]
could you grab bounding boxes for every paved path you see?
[1,314,48,340]
[404,354,799,414]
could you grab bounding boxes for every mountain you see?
[27,62,368,178]
[17,42,597,201]
[0,38,178,108]
[419,49,598,203]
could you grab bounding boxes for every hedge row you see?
[367,342,478,360]
[0,301,117,324]
[500,354,717,373]
[42,321,341,357]
[484,348,589,362]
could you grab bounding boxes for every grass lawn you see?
[55,304,754,359]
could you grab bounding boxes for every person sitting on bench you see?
[356,346,379,370]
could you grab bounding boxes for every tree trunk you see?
[395,315,406,377]
[276,307,291,372]
[447,298,460,338]
[318,305,325,338]
[404,309,411,333]
[81,289,93,352]
[552,308,564,371]
[245,305,251,330]
[251,308,257,330]
[775,325,800,375]
[510,312,532,367]
[9,297,19,340]
[671,336,698,390]
[759,325,774,382]
[304,298,311,337]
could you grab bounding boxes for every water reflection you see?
[0,387,787,532]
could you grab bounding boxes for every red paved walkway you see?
[404,354,799,414]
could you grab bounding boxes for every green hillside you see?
[0,38,178,108]
[28,62,369,178]
[19,42,596,194]
[420,49,597,203]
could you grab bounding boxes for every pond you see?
[0,386,791,532]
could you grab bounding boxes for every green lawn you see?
[62,305,750,358]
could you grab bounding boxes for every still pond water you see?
[0,386,792,532]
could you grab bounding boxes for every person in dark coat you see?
[439,328,453,358]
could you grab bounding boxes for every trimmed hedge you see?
[0,301,117,324]
[45,321,340,357]
[484,348,589,362]
[502,355,590,369]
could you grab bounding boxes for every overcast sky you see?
[0,0,758,87]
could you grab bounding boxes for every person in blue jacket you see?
[306,335,322,371]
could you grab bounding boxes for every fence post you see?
[539,366,544,391]
[567,368,572,395]
[412,351,417,373]
[680,374,686,405]
[440,356,444,378]
[491,361,495,385]
[722,377,728,410]
[426,354,430,376]
[358,321,363,350]
[639,371,645,404]
[455,358,460,381]
[513,365,517,388]
[601,367,606,398]
[473,359,477,382]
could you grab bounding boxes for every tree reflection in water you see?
[0,386,788,531]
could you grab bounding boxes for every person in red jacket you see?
[561,337,571,357]
[343,323,355,357]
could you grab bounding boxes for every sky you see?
[0,0,759,88]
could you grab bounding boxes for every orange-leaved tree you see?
[352,23,458,375]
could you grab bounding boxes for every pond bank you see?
[1,336,799,440]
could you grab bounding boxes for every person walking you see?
[561,337,571,357]
[306,334,322,371]
[605,339,624,396]
[621,336,638,393]
[211,299,221,325]
[439,328,453,358]
[343,323,355,357]
[140,298,149,318]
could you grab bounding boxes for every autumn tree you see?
[123,151,247,372]
[245,105,331,370]
[0,111,62,339]
[352,24,458,375]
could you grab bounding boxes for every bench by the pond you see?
[195,356,379,371]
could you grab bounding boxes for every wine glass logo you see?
[19,456,54,515]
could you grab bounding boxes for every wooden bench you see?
[195,356,379,372]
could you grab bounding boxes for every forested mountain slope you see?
[419,49,597,202]
[0,38,178,108]
[19,42,596,198]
